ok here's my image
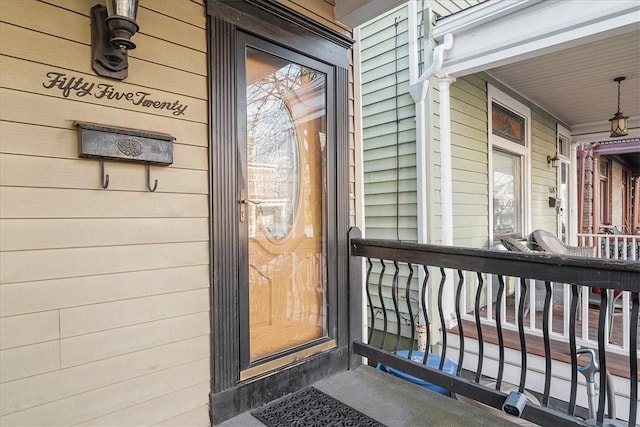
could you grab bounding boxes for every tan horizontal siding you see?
[153,404,210,426]
[0,24,207,99]
[1,56,206,122]
[0,5,206,76]
[1,241,209,284]
[0,122,209,169]
[0,265,209,317]
[140,0,207,29]
[277,0,351,35]
[0,340,60,383]
[0,89,208,145]
[0,187,208,218]
[60,289,210,337]
[0,154,208,194]
[0,217,209,251]
[1,336,208,414]
[77,382,210,426]
[61,311,210,367]
[0,311,59,350]
[0,1,210,425]
[0,358,209,425]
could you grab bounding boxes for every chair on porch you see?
[499,236,545,314]
[531,230,619,328]
[499,235,538,253]
[531,229,595,257]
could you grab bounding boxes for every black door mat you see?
[251,386,386,427]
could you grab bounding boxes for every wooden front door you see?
[238,34,334,376]
[207,1,354,423]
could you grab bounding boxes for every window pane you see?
[558,135,569,157]
[245,47,328,361]
[493,150,521,236]
[492,102,525,146]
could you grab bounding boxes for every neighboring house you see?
[359,0,639,248]
[357,0,639,419]
[577,138,640,238]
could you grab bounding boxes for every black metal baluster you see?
[495,275,506,390]
[567,284,580,416]
[378,259,388,349]
[629,291,639,427]
[438,267,448,370]
[392,261,401,352]
[405,263,415,358]
[474,272,484,383]
[542,281,553,406]
[421,265,431,365]
[366,258,375,344]
[517,278,528,393]
[455,270,464,376]
[596,289,609,426]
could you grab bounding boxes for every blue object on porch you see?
[377,350,457,396]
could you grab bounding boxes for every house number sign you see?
[43,71,189,117]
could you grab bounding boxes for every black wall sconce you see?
[91,0,140,80]
[547,154,560,168]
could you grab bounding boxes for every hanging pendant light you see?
[609,76,628,137]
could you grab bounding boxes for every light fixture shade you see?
[609,76,629,137]
[609,111,628,137]
[547,154,560,168]
[105,0,139,21]
[105,0,140,50]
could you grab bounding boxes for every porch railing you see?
[349,233,639,427]
[578,233,640,261]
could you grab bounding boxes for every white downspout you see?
[408,3,456,346]
[408,1,429,350]
[408,1,429,246]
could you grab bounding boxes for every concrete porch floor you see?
[218,364,521,427]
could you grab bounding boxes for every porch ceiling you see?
[432,0,640,140]
[334,0,405,29]
[488,29,640,139]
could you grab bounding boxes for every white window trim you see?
[557,124,571,160]
[556,124,572,241]
[488,84,532,245]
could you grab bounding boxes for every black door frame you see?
[207,0,353,423]
[236,32,337,372]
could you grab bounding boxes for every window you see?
[557,124,571,243]
[489,86,531,243]
[492,102,526,146]
[493,149,522,236]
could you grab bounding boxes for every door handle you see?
[239,189,260,222]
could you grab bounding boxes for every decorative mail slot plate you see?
[77,122,174,165]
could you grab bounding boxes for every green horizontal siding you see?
[361,3,416,243]
[449,75,490,248]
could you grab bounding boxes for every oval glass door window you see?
[244,46,328,362]
[247,57,300,240]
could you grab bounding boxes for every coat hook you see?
[146,164,158,192]
[100,160,109,189]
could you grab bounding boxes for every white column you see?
[437,75,456,329]
[438,75,456,246]
[569,142,579,246]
